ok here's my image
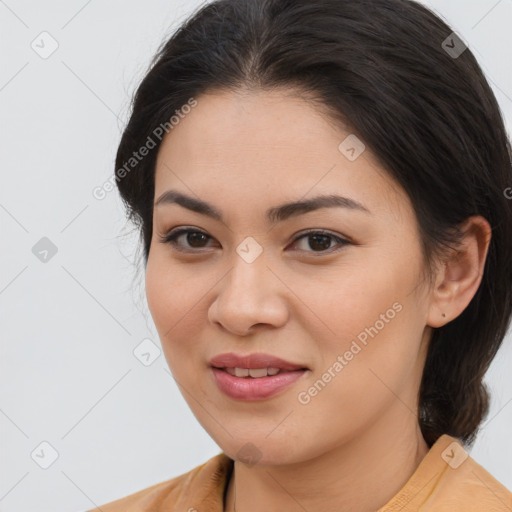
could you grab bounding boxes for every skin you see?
[145,88,492,512]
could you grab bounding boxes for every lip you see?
[209,352,308,371]
[209,352,309,401]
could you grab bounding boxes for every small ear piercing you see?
[442,313,446,318]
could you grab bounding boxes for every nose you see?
[208,251,289,336]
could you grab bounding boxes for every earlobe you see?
[426,215,492,328]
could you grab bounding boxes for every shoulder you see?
[381,434,512,512]
[86,452,233,512]
[432,445,512,511]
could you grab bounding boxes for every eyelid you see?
[289,229,351,255]
[159,226,352,255]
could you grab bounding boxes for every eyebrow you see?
[154,190,371,224]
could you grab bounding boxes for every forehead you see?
[158,88,354,163]
[153,89,411,222]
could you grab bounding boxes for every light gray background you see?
[1,1,511,511]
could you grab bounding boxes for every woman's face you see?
[145,89,434,464]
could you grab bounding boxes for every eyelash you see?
[158,227,351,256]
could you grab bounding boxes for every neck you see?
[224,415,429,512]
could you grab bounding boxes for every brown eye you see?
[289,230,351,254]
[184,231,210,248]
[160,227,350,255]
[160,228,216,251]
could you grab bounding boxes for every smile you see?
[224,367,282,377]
[211,366,308,400]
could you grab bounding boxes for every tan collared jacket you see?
[90,434,512,511]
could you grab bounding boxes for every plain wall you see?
[1,1,511,511]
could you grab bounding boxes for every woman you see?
[93,0,512,510]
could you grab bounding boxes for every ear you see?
[426,215,492,328]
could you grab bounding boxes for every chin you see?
[218,436,305,466]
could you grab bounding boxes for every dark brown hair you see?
[114,0,512,448]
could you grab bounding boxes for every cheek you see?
[295,307,421,449]
[145,253,197,330]
[287,259,402,348]
[145,254,209,369]
[304,258,423,395]
[145,255,172,330]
